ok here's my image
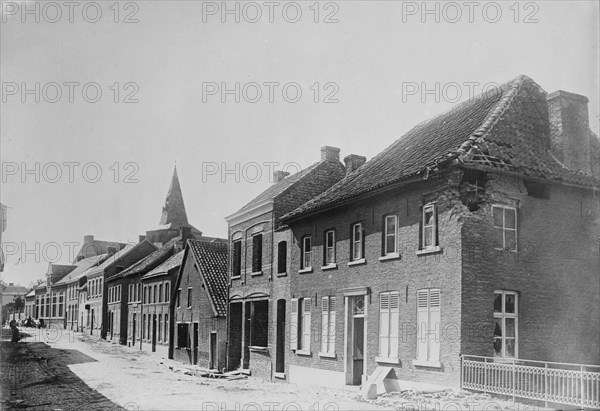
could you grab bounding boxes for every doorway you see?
[228,302,243,371]
[275,299,286,374]
[345,295,366,385]
[193,323,199,365]
[152,314,157,352]
[132,313,136,347]
[209,332,217,369]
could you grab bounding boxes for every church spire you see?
[159,166,189,228]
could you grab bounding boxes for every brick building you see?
[225,147,347,379]
[279,75,600,389]
[172,239,228,370]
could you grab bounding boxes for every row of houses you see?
[24,75,600,392]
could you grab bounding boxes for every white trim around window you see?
[492,205,518,252]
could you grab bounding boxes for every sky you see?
[1,0,599,287]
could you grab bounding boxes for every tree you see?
[28,278,45,292]
[13,296,24,312]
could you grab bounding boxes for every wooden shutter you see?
[379,292,390,356]
[390,291,400,358]
[290,298,298,350]
[416,289,429,360]
[429,289,441,361]
[321,297,329,353]
[329,297,336,353]
[303,298,312,350]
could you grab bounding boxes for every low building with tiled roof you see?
[171,238,228,370]
[225,146,349,379]
[275,75,599,390]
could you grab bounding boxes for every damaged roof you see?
[187,239,228,317]
[283,75,599,221]
[143,249,184,280]
[117,237,179,279]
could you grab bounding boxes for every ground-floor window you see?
[177,323,189,348]
[416,288,441,364]
[494,290,518,358]
[158,315,162,342]
[321,296,336,354]
[142,314,146,339]
[249,300,268,347]
[379,291,399,359]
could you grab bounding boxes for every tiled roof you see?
[284,75,599,220]
[74,240,126,262]
[187,239,228,317]
[54,254,108,285]
[234,162,321,214]
[86,242,157,277]
[143,250,184,279]
[116,238,178,279]
[2,284,28,294]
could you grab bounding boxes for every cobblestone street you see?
[0,327,387,410]
[0,328,123,410]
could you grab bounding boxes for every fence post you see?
[580,365,585,409]
[484,357,488,394]
[544,363,548,408]
[512,358,516,403]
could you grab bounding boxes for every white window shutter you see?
[329,297,336,353]
[416,289,429,361]
[321,297,329,353]
[390,292,400,358]
[290,298,298,350]
[379,292,390,356]
[429,289,441,361]
[303,298,312,351]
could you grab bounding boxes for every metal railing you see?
[461,355,600,409]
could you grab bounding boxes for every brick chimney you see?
[107,246,117,256]
[180,226,192,244]
[273,170,290,184]
[547,90,598,177]
[321,146,340,162]
[344,154,366,174]
[84,235,94,243]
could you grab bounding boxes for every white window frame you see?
[378,291,399,361]
[302,236,312,270]
[351,223,363,261]
[422,203,437,250]
[320,296,336,356]
[324,230,336,266]
[493,290,519,359]
[492,205,518,252]
[414,288,441,367]
[384,215,398,256]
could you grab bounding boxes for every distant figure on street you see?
[10,320,21,343]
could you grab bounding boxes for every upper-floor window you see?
[301,236,312,269]
[494,290,518,358]
[187,287,192,308]
[421,203,438,249]
[252,234,263,273]
[384,215,398,256]
[351,223,363,261]
[165,282,170,302]
[159,284,163,303]
[144,286,148,304]
[277,241,287,274]
[324,230,336,265]
[176,288,181,308]
[492,205,517,251]
[232,240,242,278]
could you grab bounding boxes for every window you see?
[384,215,398,255]
[153,285,157,304]
[421,203,437,249]
[164,314,169,342]
[165,282,170,302]
[494,291,518,358]
[251,234,263,273]
[249,300,268,347]
[142,314,146,339]
[277,241,287,274]
[187,288,192,308]
[232,240,242,277]
[144,286,148,304]
[324,230,336,265]
[351,223,363,261]
[416,288,441,365]
[379,292,399,359]
[52,293,57,317]
[58,293,64,317]
[320,296,336,354]
[301,236,312,269]
[159,284,163,303]
[147,315,152,341]
[158,315,162,342]
[177,323,189,348]
[300,298,312,351]
[493,206,517,251]
[176,289,181,308]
